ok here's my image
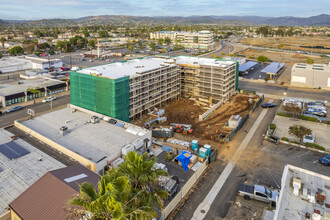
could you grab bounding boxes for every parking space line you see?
[313,160,319,163]
[296,151,310,158]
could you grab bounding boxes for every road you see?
[0,95,71,128]
[173,98,329,219]
[239,80,330,103]
[200,41,234,57]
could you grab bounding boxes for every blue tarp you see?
[239,61,258,72]
[176,151,192,171]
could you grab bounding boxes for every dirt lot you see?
[241,36,330,54]
[223,196,272,220]
[133,93,259,146]
[237,48,330,66]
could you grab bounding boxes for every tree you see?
[174,44,178,51]
[320,54,326,58]
[98,30,109,38]
[82,27,90,38]
[278,44,284,49]
[164,37,171,44]
[257,55,269,63]
[88,39,96,48]
[283,105,302,118]
[306,57,314,64]
[0,37,5,49]
[150,42,156,51]
[26,87,41,104]
[8,46,24,55]
[157,38,164,45]
[128,44,133,52]
[288,125,312,144]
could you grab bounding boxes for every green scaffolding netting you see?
[70,71,130,122]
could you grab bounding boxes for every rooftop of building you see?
[19,106,148,164]
[154,30,212,35]
[0,57,30,68]
[0,77,65,97]
[9,164,100,220]
[293,63,330,71]
[76,56,235,79]
[20,56,62,64]
[0,129,65,215]
[274,164,330,220]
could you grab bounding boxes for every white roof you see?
[20,108,147,163]
[0,129,65,215]
[293,63,330,72]
[76,56,235,80]
[274,164,330,220]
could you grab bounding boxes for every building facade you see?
[150,31,215,50]
[70,56,238,121]
[291,63,330,89]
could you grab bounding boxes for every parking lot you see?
[240,62,268,80]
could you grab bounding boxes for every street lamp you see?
[46,88,53,110]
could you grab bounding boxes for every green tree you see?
[288,125,312,144]
[0,37,5,49]
[257,55,269,63]
[278,44,284,49]
[306,57,314,64]
[26,87,41,104]
[82,27,90,38]
[164,37,171,44]
[8,46,24,55]
[128,44,133,52]
[157,38,164,45]
[88,39,96,48]
[283,105,302,118]
[174,44,178,51]
[39,42,50,50]
[320,54,326,58]
[150,42,156,51]
[98,30,109,38]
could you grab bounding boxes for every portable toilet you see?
[191,140,199,152]
[199,147,207,159]
[204,144,211,156]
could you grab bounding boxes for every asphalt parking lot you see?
[241,62,268,80]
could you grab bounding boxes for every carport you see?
[261,62,285,80]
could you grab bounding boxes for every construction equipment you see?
[170,123,193,135]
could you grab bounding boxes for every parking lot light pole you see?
[46,88,53,110]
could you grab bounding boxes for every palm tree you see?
[68,172,131,219]
[118,151,169,215]
[26,87,41,104]
[0,37,5,49]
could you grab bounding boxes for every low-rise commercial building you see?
[150,31,215,50]
[0,77,67,107]
[15,106,152,174]
[9,165,100,220]
[273,164,330,220]
[0,129,65,216]
[291,63,330,89]
[70,56,238,121]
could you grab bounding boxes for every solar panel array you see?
[0,142,30,160]
[261,62,285,74]
[239,61,258,72]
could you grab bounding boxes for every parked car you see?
[303,114,326,122]
[307,101,325,106]
[261,103,277,108]
[238,184,278,206]
[5,106,24,113]
[267,135,280,144]
[307,108,327,114]
[319,154,330,166]
[42,96,56,103]
[306,104,326,110]
[303,133,315,144]
[305,110,327,117]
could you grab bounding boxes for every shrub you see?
[257,55,268,63]
[326,121,330,125]
[290,140,300,144]
[277,112,292,117]
[248,55,255,59]
[269,124,276,130]
[281,137,289,141]
[305,143,325,151]
[264,77,269,82]
[306,57,314,64]
[298,115,319,122]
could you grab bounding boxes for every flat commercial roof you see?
[239,61,258,72]
[76,58,176,79]
[274,164,330,220]
[175,56,235,68]
[20,107,146,164]
[293,63,330,72]
[0,77,65,97]
[0,57,30,68]
[0,129,65,215]
[261,62,285,74]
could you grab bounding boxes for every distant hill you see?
[2,14,329,26]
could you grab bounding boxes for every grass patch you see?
[269,123,276,130]
[281,137,289,141]
[326,121,330,125]
[299,115,319,122]
[289,140,300,144]
[305,143,325,151]
[277,112,292,117]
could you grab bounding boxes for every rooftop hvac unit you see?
[292,177,301,196]
[59,126,68,135]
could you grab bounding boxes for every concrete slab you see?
[273,115,330,150]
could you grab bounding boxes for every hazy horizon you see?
[1,0,329,20]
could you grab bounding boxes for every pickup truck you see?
[238,184,278,205]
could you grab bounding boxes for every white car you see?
[42,96,56,103]
[303,133,315,144]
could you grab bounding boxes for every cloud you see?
[0,0,329,20]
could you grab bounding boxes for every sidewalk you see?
[0,90,70,111]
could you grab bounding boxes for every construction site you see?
[133,93,259,145]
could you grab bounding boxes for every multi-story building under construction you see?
[70,56,238,122]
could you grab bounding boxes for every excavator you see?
[170,123,193,135]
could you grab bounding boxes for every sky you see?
[0,0,329,20]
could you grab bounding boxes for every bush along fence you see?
[279,139,328,154]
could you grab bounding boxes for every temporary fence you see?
[70,71,130,122]
[252,94,264,112]
[199,100,224,121]
[161,160,208,219]
[225,113,249,142]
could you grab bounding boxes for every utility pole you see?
[70,55,72,69]
[48,54,51,70]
